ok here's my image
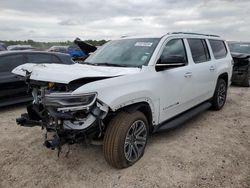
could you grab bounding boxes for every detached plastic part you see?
[16,113,41,127]
[44,135,60,150]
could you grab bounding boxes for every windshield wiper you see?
[80,62,141,68]
[95,62,129,67]
[96,62,142,68]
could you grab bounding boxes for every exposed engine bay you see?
[16,75,109,155]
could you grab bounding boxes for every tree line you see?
[0,39,108,50]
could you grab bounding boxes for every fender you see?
[72,70,161,125]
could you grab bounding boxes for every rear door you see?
[0,54,27,100]
[184,38,215,106]
[208,39,229,88]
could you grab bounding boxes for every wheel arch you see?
[218,72,229,87]
[112,102,155,134]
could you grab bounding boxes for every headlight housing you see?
[44,92,97,108]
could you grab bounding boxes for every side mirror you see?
[155,55,186,71]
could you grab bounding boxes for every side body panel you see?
[73,35,233,126]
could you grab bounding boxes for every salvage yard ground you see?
[0,87,249,188]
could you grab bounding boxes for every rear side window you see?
[26,54,52,63]
[0,54,24,72]
[209,40,227,59]
[188,39,210,63]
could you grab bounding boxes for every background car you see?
[7,45,36,51]
[48,45,86,58]
[0,51,75,107]
[228,42,250,86]
[48,46,68,53]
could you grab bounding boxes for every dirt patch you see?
[0,87,249,188]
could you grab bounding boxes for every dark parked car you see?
[228,42,250,86]
[0,51,75,107]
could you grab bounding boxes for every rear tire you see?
[211,79,227,110]
[103,111,148,169]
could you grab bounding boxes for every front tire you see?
[103,111,148,169]
[211,79,227,110]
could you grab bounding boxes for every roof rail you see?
[169,32,220,37]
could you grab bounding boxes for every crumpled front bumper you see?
[16,101,109,150]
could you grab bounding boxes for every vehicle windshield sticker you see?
[135,42,153,47]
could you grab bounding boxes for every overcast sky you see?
[0,0,249,41]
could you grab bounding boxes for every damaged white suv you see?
[13,32,232,168]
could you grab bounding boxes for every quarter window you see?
[188,39,210,63]
[161,39,187,64]
[209,40,227,59]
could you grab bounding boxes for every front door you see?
[155,38,193,123]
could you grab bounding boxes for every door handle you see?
[210,66,215,71]
[184,72,192,78]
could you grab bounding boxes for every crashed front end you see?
[231,53,250,85]
[16,79,109,151]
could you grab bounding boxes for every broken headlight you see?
[44,92,97,107]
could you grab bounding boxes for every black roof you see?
[0,50,71,57]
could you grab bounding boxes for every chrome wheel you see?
[218,83,226,107]
[124,120,147,162]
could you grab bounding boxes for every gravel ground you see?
[0,86,249,188]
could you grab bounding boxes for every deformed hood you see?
[12,63,141,84]
[74,38,97,54]
[231,52,250,59]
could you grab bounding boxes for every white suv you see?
[13,32,232,168]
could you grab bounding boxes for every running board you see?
[153,102,211,133]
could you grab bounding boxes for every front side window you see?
[84,38,160,67]
[188,39,210,63]
[161,39,187,64]
[209,39,227,59]
[0,54,24,72]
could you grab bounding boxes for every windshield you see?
[84,38,160,67]
[228,42,250,54]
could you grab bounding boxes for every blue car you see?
[48,45,86,58]
[48,38,97,60]
[66,45,86,58]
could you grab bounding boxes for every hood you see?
[231,52,250,59]
[12,63,141,84]
[74,38,97,54]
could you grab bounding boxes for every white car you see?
[12,32,232,168]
